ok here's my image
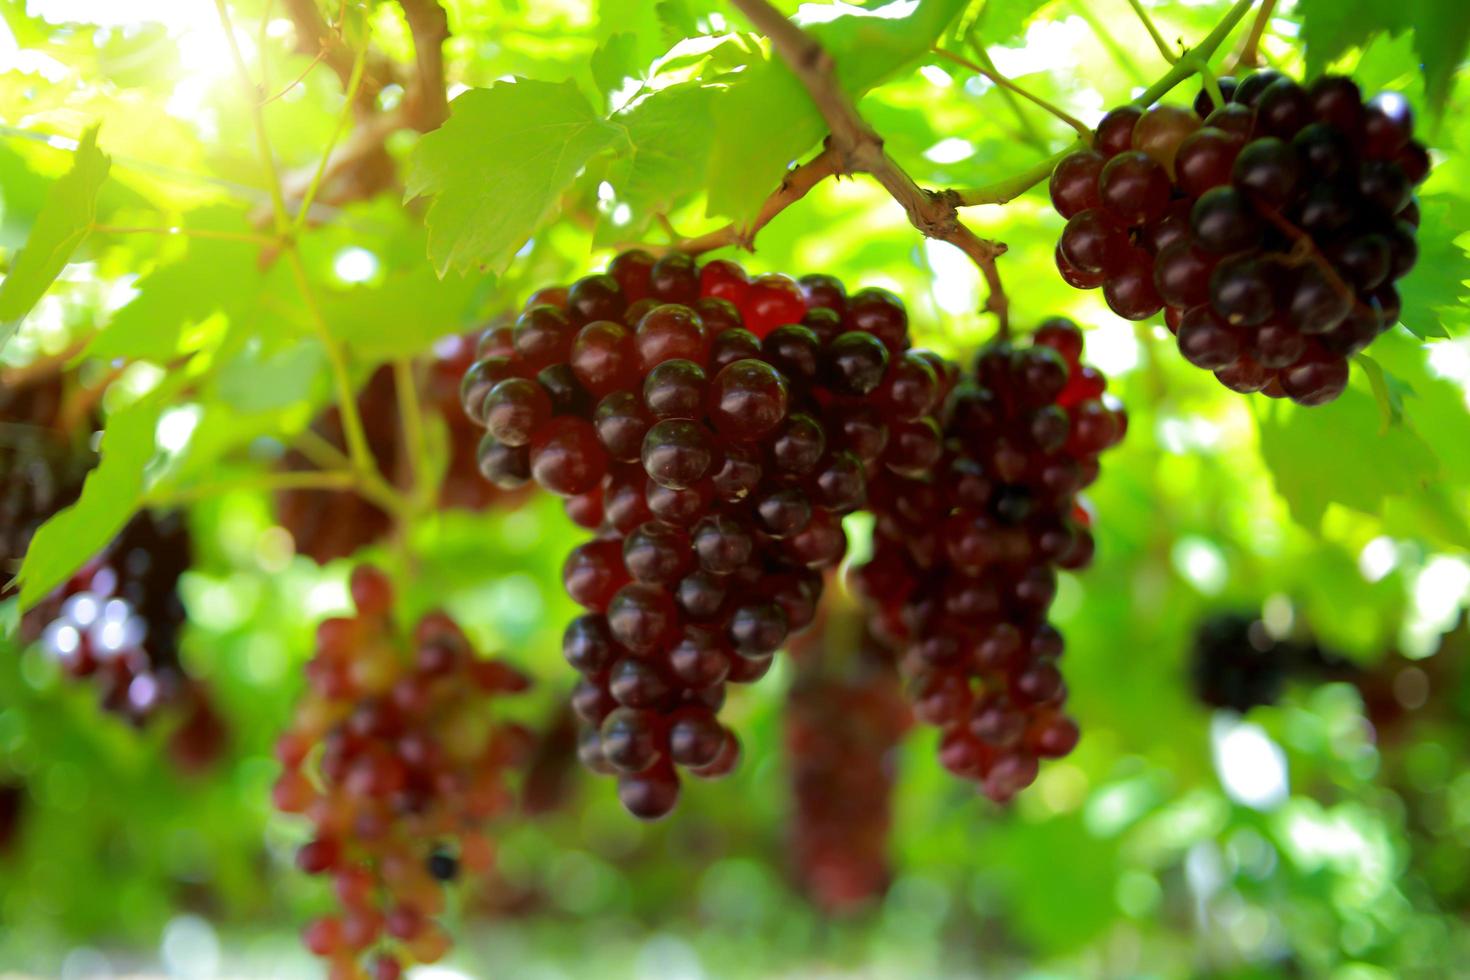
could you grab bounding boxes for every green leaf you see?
[1256,385,1440,531]
[1354,353,1412,431]
[592,33,643,96]
[707,0,969,224]
[0,126,109,348]
[1412,0,1470,113]
[319,263,482,360]
[405,79,621,276]
[88,207,266,360]
[16,382,178,609]
[602,83,717,242]
[1299,0,1408,76]
[971,0,1051,45]
[1396,197,1470,339]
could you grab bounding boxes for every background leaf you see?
[0,127,109,347]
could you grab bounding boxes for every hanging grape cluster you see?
[24,511,223,749]
[1052,71,1428,404]
[1,375,94,597]
[460,249,957,817]
[278,335,526,564]
[786,628,910,914]
[853,319,1124,802]
[272,566,530,979]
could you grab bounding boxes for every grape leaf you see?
[405,79,621,276]
[601,83,717,243]
[15,379,181,610]
[1395,197,1470,340]
[1411,0,1470,114]
[89,207,266,360]
[1353,353,1412,431]
[592,32,643,96]
[707,0,970,224]
[970,0,1051,45]
[0,126,109,349]
[319,263,482,360]
[1299,0,1408,77]
[1256,385,1440,531]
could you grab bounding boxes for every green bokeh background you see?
[2,0,1470,976]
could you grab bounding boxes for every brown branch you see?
[398,0,451,130]
[727,0,1008,331]
[280,0,389,111]
[1232,0,1277,71]
[680,145,844,254]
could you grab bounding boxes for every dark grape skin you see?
[642,359,707,420]
[822,331,890,397]
[1055,244,1105,290]
[1098,151,1171,225]
[1059,209,1127,275]
[1209,255,1274,327]
[1234,69,1285,107]
[1175,127,1243,198]
[1232,138,1299,208]
[1048,150,1105,219]
[708,357,789,442]
[641,418,714,490]
[1102,251,1163,321]
[530,417,607,496]
[1309,76,1365,135]
[1279,350,1349,405]
[1190,187,1262,254]
[1153,240,1214,309]
[481,377,550,447]
[593,390,651,463]
[1094,106,1142,157]
[1254,78,1315,139]
[1176,306,1241,370]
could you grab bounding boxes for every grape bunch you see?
[786,628,910,914]
[272,566,530,979]
[1051,71,1430,404]
[1191,611,1347,713]
[26,511,215,726]
[278,335,526,564]
[461,248,951,818]
[853,319,1123,802]
[1,374,94,597]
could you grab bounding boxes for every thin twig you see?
[260,46,329,106]
[214,0,381,496]
[957,46,1049,152]
[148,470,358,506]
[932,47,1091,140]
[1125,0,1179,63]
[91,224,279,246]
[1232,0,1277,71]
[1134,0,1258,107]
[679,145,844,254]
[727,0,1008,330]
[954,142,1083,207]
[293,42,369,232]
[392,358,432,511]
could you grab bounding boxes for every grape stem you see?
[951,0,1258,209]
[678,145,844,255]
[147,469,360,506]
[90,224,278,246]
[1232,0,1278,71]
[930,47,1092,140]
[1125,0,1180,64]
[725,0,1010,333]
[214,0,412,522]
[259,46,331,107]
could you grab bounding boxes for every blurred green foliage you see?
[1,0,1469,977]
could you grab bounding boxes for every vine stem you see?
[147,470,358,506]
[678,145,843,254]
[954,142,1083,206]
[931,47,1091,140]
[213,0,387,508]
[393,358,433,512]
[1134,0,1259,107]
[957,47,1049,152]
[726,0,1009,332]
[1126,0,1179,64]
[1232,0,1278,70]
[294,41,369,233]
[90,224,279,246]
